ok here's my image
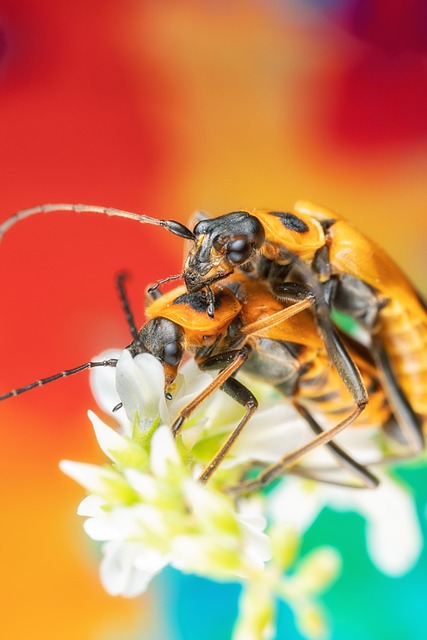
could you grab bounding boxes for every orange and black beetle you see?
[1,265,403,492]
[0,201,425,466]
[181,202,427,458]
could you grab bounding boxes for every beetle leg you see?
[319,270,423,455]
[146,273,184,298]
[372,336,424,454]
[272,278,368,411]
[198,376,258,484]
[275,466,377,488]
[170,348,249,435]
[225,400,379,495]
[312,244,332,281]
[240,289,316,336]
[317,309,368,408]
[225,398,366,495]
[169,348,262,483]
[292,401,378,488]
[244,460,378,489]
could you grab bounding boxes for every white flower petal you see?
[233,499,271,566]
[89,349,131,433]
[77,494,107,517]
[268,478,325,533]
[89,503,170,541]
[133,548,171,573]
[124,469,158,500]
[60,460,109,494]
[230,405,308,464]
[236,497,268,531]
[183,479,239,535]
[60,459,135,505]
[170,535,237,578]
[270,471,423,577]
[328,474,423,576]
[100,540,167,597]
[239,519,272,568]
[180,418,209,450]
[149,425,181,477]
[88,410,128,461]
[84,516,118,541]
[83,507,141,541]
[115,350,166,430]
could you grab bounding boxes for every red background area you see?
[0,2,181,637]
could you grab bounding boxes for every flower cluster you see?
[61,350,344,638]
[61,414,272,595]
[61,348,422,639]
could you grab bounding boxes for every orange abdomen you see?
[379,300,427,417]
[296,350,391,428]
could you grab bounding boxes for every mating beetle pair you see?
[181,201,426,453]
[0,200,425,491]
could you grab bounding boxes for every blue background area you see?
[150,464,427,640]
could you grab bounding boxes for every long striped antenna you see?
[0,203,196,242]
[0,273,145,402]
[0,359,119,401]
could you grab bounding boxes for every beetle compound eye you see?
[226,238,252,264]
[162,341,182,366]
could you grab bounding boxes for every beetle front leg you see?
[146,273,184,299]
[198,376,258,484]
[169,348,261,483]
[170,349,249,435]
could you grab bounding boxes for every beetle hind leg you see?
[372,335,424,456]
[291,401,378,488]
[225,400,371,496]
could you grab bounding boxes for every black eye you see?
[162,341,182,366]
[226,238,252,264]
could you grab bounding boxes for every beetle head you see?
[184,211,265,292]
[128,317,185,386]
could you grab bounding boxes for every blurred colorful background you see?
[1,1,427,638]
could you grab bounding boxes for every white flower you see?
[88,348,131,434]
[61,365,272,597]
[90,349,313,477]
[115,349,167,431]
[268,471,423,576]
[61,347,349,639]
[90,349,214,436]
